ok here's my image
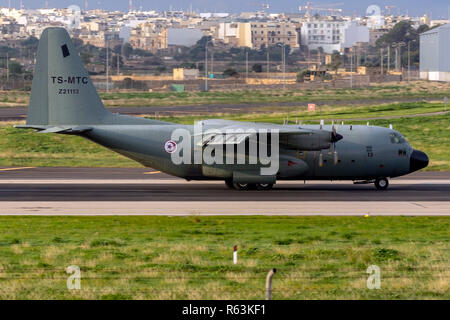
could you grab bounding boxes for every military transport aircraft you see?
[16,28,429,190]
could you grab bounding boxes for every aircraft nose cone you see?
[410,149,429,173]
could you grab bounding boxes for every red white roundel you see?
[164,140,177,154]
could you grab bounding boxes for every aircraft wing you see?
[196,119,341,149]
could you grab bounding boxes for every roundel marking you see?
[164,140,177,154]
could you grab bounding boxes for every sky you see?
[1,0,450,19]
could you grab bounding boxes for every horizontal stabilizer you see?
[14,125,92,134]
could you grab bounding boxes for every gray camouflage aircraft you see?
[16,27,429,190]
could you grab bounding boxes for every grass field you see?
[1,81,449,107]
[1,102,448,170]
[0,216,447,300]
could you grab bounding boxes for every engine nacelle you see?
[280,131,339,150]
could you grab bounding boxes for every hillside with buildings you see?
[0,5,449,91]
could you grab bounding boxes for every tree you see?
[296,69,309,83]
[223,68,238,77]
[327,51,342,74]
[252,63,262,73]
[20,36,39,52]
[111,54,124,69]
[376,21,413,47]
[133,48,153,57]
[180,62,196,69]
[121,43,133,58]
[80,52,91,65]
[8,61,23,77]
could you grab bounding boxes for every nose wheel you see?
[374,177,389,190]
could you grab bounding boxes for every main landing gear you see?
[225,179,274,191]
[374,177,389,190]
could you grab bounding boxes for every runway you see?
[0,167,449,215]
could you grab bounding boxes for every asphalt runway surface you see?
[0,97,444,121]
[0,167,449,202]
[0,167,449,215]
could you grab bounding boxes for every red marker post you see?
[233,245,238,264]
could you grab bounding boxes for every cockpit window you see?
[389,132,406,144]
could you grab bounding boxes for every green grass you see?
[1,102,447,170]
[0,216,447,299]
[156,101,447,123]
[1,81,449,107]
[0,125,139,167]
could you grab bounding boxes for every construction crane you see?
[299,2,343,20]
[385,5,396,16]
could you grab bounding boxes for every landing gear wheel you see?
[233,183,256,190]
[374,177,389,190]
[256,183,274,191]
[225,178,235,189]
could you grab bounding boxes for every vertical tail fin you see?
[27,27,109,126]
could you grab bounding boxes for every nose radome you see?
[410,149,429,173]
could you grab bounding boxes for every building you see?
[78,29,123,48]
[129,22,168,53]
[301,19,369,53]
[217,22,252,48]
[173,68,199,80]
[300,19,346,53]
[369,28,388,46]
[420,23,450,81]
[251,22,299,49]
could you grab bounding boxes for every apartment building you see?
[217,22,252,48]
[300,19,346,53]
[301,19,369,53]
[251,22,300,49]
[129,22,168,52]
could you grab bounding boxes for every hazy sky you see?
[2,0,450,19]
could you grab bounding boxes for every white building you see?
[301,19,369,53]
[218,22,252,48]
